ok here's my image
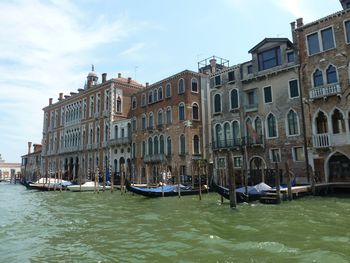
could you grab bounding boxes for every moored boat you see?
[126,181,205,197]
[67,181,111,192]
[28,178,72,191]
[212,181,271,202]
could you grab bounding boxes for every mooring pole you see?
[285,162,292,201]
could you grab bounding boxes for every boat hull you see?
[126,184,201,197]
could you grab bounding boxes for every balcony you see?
[244,135,264,147]
[244,103,258,112]
[312,133,350,148]
[144,154,166,163]
[309,83,341,100]
[212,139,242,150]
[109,136,131,146]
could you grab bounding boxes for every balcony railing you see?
[109,136,131,146]
[144,154,166,163]
[312,133,330,148]
[309,83,341,100]
[312,133,350,148]
[212,139,242,150]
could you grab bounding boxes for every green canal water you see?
[0,183,350,263]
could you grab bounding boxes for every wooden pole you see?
[285,162,292,201]
[110,165,114,193]
[220,169,224,204]
[227,153,237,208]
[175,166,181,198]
[198,162,202,201]
[121,164,125,195]
[206,162,209,194]
[53,171,57,192]
[60,170,63,192]
[275,162,281,204]
[103,165,106,192]
[79,165,82,192]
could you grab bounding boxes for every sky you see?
[0,0,341,163]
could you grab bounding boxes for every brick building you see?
[130,70,210,184]
[293,0,350,182]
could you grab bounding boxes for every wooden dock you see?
[260,182,350,204]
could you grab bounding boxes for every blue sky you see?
[0,0,341,162]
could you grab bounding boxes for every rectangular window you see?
[233,156,242,168]
[263,86,272,103]
[180,165,186,176]
[228,71,235,82]
[293,147,305,162]
[307,33,320,55]
[142,117,146,130]
[289,80,299,98]
[247,90,257,106]
[215,75,221,86]
[258,47,282,70]
[321,27,335,51]
[345,20,350,43]
[287,52,294,63]
[247,65,253,74]
[270,149,281,163]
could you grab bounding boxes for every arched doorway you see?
[328,152,350,182]
[249,156,266,185]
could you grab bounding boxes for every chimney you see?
[28,142,32,154]
[102,73,107,83]
[210,58,217,73]
[296,18,303,28]
[118,73,122,78]
[146,82,149,88]
[49,98,53,105]
[58,93,63,101]
[128,77,132,83]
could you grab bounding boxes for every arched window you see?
[158,87,163,100]
[160,135,165,154]
[116,96,122,112]
[230,89,239,109]
[246,118,253,143]
[148,91,153,104]
[148,137,153,155]
[166,107,172,124]
[313,69,323,87]
[149,112,154,129]
[141,94,146,106]
[214,94,221,113]
[191,78,198,92]
[267,113,277,138]
[158,110,163,126]
[179,103,185,121]
[215,124,224,147]
[167,137,172,156]
[316,111,328,134]
[153,89,158,102]
[180,134,186,155]
[255,117,263,141]
[332,109,345,134]
[193,135,200,154]
[132,143,136,159]
[142,141,146,158]
[178,78,185,94]
[166,83,171,98]
[224,122,232,147]
[132,97,136,109]
[141,115,146,130]
[154,136,159,154]
[326,65,338,84]
[96,127,100,143]
[132,117,137,132]
[192,103,199,120]
[287,110,299,135]
[232,121,240,146]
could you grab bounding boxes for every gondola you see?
[212,181,271,202]
[125,180,203,197]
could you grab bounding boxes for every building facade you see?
[293,2,350,182]
[41,67,142,182]
[211,38,307,186]
[21,142,42,182]
[0,154,21,182]
[130,70,210,184]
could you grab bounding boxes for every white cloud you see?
[120,43,146,60]
[0,0,146,162]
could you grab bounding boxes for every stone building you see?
[0,154,21,182]
[130,70,210,184]
[293,1,350,182]
[41,66,142,182]
[21,142,42,182]
[211,38,307,185]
